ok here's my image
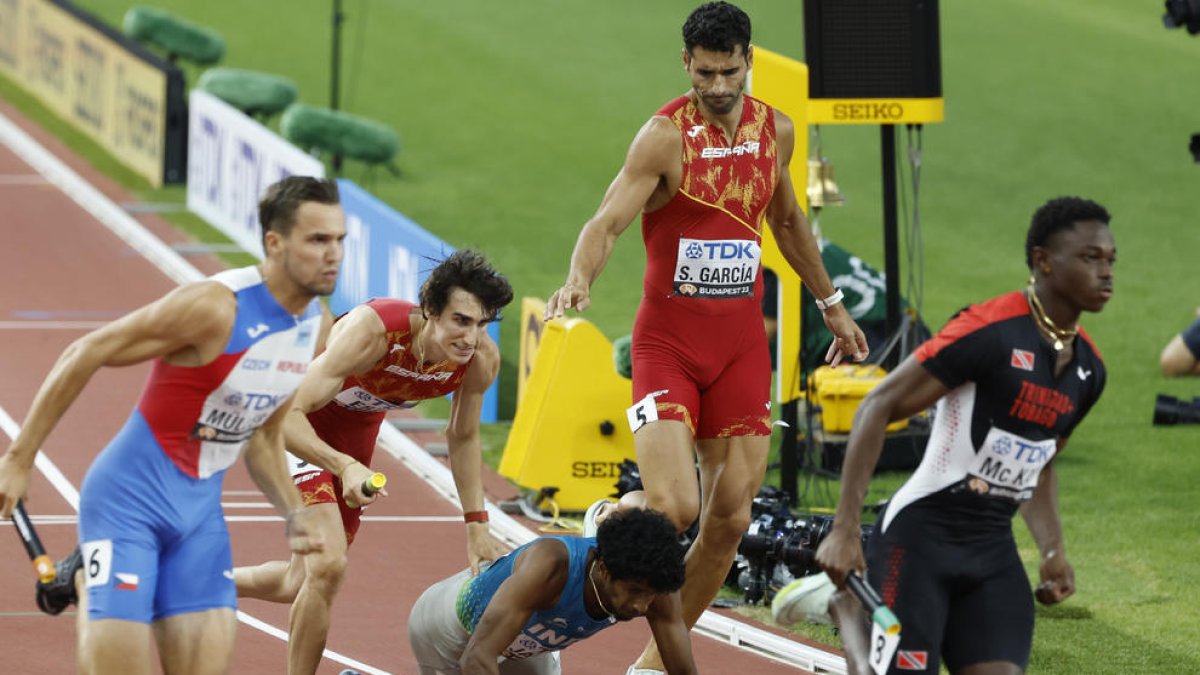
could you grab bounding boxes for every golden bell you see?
[806,157,846,208]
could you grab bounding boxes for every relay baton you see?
[11,500,56,584]
[361,472,387,497]
[847,571,900,636]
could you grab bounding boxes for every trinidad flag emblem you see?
[896,650,928,670]
[115,573,140,591]
[1010,348,1035,371]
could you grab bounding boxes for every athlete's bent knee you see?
[305,553,348,594]
[645,492,699,534]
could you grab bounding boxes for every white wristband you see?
[815,287,844,311]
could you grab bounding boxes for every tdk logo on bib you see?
[674,238,760,299]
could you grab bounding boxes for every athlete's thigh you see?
[78,618,155,675]
[409,569,473,671]
[152,607,237,675]
[79,524,161,623]
[155,513,234,619]
[288,451,365,544]
[500,652,560,675]
[694,434,770,521]
[695,329,771,439]
[865,515,951,675]
[943,551,1033,673]
[631,329,702,434]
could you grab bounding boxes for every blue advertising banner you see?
[334,179,500,423]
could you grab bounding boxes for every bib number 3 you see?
[869,621,901,675]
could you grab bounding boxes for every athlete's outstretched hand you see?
[284,507,326,556]
[821,304,869,367]
[545,280,591,320]
[0,451,33,519]
[815,523,865,589]
[466,522,507,576]
[1035,551,1075,605]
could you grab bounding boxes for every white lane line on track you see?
[0,405,80,510]
[0,108,391,672]
[0,321,108,330]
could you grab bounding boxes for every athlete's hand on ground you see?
[284,507,326,555]
[1035,550,1075,605]
[0,452,33,518]
[466,522,506,576]
[340,461,386,509]
[814,524,866,588]
[545,281,591,320]
[821,305,869,367]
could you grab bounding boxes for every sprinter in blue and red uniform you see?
[545,4,868,672]
[0,177,345,675]
[817,197,1115,675]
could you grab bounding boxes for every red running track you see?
[0,102,830,674]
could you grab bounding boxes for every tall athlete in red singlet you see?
[546,3,868,672]
[235,250,513,675]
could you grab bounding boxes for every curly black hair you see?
[682,1,751,56]
[419,249,514,321]
[596,508,686,594]
[1025,197,1111,269]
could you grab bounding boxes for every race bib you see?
[82,540,112,588]
[332,386,411,412]
[674,238,760,299]
[626,390,666,433]
[965,428,1057,502]
[868,621,902,675]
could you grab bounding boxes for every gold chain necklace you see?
[588,559,615,619]
[1026,286,1077,352]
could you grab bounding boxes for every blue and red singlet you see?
[288,298,470,542]
[78,266,324,623]
[632,93,778,438]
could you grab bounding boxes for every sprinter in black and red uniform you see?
[817,197,1116,675]
[234,249,513,675]
[545,3,868,672]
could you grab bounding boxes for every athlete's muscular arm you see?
[460,541,568,675]
[0,282,233,517]
[816,355,948,587]
[243,398,324,555]
[645,593,699,675]
[1020,454,1074,605]
[765,111,869,366]
[448,335,508,574]
[546,117,678,320]
[283,305,388,498]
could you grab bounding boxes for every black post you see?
[780,399,799,505]
[330,0,344,172]
[881,124,900,369]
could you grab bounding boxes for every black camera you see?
[731,487,870,605]
[1153,393,1200,425]
[1164,0,1200,33]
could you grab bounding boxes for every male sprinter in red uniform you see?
[234,249,513,675]
[817,197,1115,674]
[545,3,868,672]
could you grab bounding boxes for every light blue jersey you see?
[456,536,616,659]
